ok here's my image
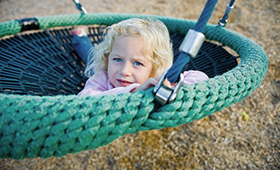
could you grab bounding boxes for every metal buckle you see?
[153,70,184,105]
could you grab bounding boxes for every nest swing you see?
[0,0,268,159]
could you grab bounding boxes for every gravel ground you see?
[0,0,280,169]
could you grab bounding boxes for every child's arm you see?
[132,70,209,93]
[131,77,160,93]
[78,80,140,96]
[78,70,209,96]
[182,70,209,84]
[78,70,141,96]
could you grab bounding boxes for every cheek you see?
[149,66,156,78]
[136,67,153,84]
[146,63,154,78]
[107,61,115,78]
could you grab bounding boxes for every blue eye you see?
[113,58,123,62]
[134,61,143,66]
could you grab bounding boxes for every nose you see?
[119,62,132,76]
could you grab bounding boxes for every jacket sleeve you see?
[98,84,140,95]
[77,71,140,96]
[182,70,209,85]
[78,81,140,96]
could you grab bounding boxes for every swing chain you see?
[72,0,88,14]
[217,3,234,27]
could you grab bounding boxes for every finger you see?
[163,79,172,88]
[136,78,158,91]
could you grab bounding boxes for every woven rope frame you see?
[0,13,268,159]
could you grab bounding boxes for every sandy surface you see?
[0,0,280,169]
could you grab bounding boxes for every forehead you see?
[121,35,150,47]
[114,35,143,44]
[110,36,153,61]
[113,36,149,52]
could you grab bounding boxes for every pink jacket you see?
[78,70,209,96]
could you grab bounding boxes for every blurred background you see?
[0,0,279,169]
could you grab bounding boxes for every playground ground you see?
[0,0,280,169]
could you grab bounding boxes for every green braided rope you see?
[0,13,268,159]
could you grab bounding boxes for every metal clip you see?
[217,3,234,27]
[73,0,88,14]
[153,70,184,105]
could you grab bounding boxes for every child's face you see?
[108,36,153,88]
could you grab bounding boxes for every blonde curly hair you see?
[85,18,173,78]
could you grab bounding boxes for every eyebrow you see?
[132,55,151,64]
[110,52,150,62]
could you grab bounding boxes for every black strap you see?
[17,17,39,32]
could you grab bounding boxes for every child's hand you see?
[132,77,159,92]
[131,77,172,93]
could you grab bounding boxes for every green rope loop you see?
[0,13,268,159]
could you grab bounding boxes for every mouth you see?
[117,79,133,87]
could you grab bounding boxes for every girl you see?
[72,18,209,96]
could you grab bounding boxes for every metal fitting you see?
[153,70,184,105]
[73,0,88,14]
[225,3,234,14]
[179,29,205,58]
[217,3,234,27]
[217,19,228,27]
